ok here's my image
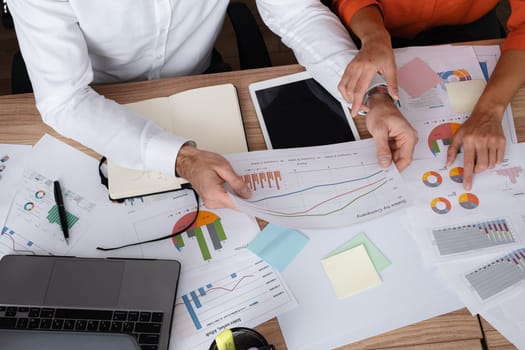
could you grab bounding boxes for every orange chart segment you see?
[459,193,479,210]
[449,167,464,183]
[431,197,451,214]
[427,123,461,156]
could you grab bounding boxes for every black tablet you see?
[249,71,360,149]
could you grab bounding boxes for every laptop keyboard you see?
[0,305,163,350]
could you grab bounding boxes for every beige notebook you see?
[107,83,248,200]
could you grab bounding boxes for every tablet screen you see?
[253,77,358,149]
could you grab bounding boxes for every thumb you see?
[222,171,251,199]
[374,132,393,168]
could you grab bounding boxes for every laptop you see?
[0,255,181,350]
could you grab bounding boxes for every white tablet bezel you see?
[248,71,360,149]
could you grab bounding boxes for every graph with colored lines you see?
[172,210,227,261]
[1,168,96,255]
[465,248,525,302]
[432,218,516,256]
[171,250,296,350]
[227,140,410,229]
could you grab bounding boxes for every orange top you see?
[332,0,525,51]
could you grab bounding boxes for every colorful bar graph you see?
[496,166,523,184]
[46,205,79,229]
[181,294,201,330]
[433,218,515,255]
[466,248,525,301]
[243,170,282,191]
[172,210,228,261]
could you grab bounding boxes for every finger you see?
[339,66,360,105]
[217,164,251,199]
[373,133,393,168]
[395,143,416,172]
[351,70,376,117]
[496,138,506,164]
[474,146,488,173]
[385,60,399,100]
[202,191,235,210]
[462,142,475,191]
[446,132,463,166]
[488,144,498,169]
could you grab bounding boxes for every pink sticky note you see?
[397,57,442,97]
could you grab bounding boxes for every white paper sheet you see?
[0,144,31,226]
[403,143,525,263]
[226,139,410,229]
[277,212,463,350]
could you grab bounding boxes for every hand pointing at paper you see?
[447,49,525,190]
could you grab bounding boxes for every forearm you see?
[256,0,385,99]
[349,5,390,48]
[9,0,187,176]
[477,49,525,119]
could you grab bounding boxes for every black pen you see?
[53,180,70,245]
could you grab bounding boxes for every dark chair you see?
[4,1,271,94]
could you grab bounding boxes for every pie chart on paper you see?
[427,123,461,156]
[449,167,464,183]
[431,197,451,214]
[422,171,443,188]
[458,192,479,210]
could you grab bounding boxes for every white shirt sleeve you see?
[8,0,189,176]
[256,0,386,105]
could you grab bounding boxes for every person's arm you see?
[337,4,399,116]
[257,0,417,170]
[447,0,525,190]
[8,0,250,209]
[256,0,387,110]
[447,49,525,189]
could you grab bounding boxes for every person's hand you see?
[338,30,398,117]
[175,144,251,209]
[447,104,506,191]
[365,92,417,171]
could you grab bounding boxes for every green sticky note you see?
[326,233,391,272]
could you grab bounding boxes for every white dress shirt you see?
[256,0,385,106]
[8,0,228,176]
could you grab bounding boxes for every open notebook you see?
[107,84,248,200]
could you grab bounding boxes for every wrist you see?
[365,85,396,108]
[175,141,197,178]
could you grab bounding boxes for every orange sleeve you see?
[332,0,383,28]
[502,0,525,51]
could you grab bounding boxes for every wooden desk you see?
[0,62,523,349]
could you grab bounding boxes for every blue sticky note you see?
[248,223,309,272]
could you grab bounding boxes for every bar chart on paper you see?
[433,218,516,256]
[132,204,258,268]
[465,248,525,301]
[171,251,296,350]
[171,210,227,261]
[228,141,410,229]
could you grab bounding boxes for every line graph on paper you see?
[171,250,296,350]
[227,141,410,229]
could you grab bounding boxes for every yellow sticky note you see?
[446,79,486,115]
[215,329,236,350]
[321,244,382,299]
